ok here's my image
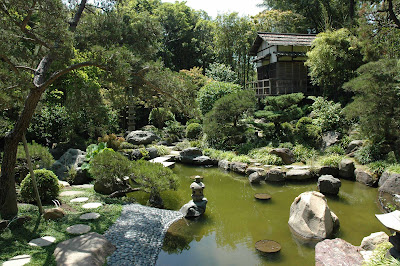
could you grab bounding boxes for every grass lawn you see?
[0,187,124,265]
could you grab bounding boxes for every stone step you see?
[149,156,174,163]
[162,162,175,168]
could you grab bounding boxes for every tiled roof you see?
[250,32,316,55]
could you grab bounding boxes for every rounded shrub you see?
[186,123,202,139]
[20,169,60,203]
[149,107,175,129]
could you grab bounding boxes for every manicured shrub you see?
[296,117,322,147]
[20,169,60,203]
[89,149,133,186]
[98,134,125,151]
[163,121,184,143]
[197,81,241,115]
[186,123,202,140]
[131,160,178,208]
[309,96,346,132]
[149,107,175,129]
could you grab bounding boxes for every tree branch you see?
[15,66,36,73]
[21,0,37,30]
[38,62,105,90]
[387,0,400,28]
[0,85,18,91]
[69,0,87,31]
[0,54,19,74]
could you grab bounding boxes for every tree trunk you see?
[0,88,44,218]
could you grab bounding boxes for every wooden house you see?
[249,32,318,98]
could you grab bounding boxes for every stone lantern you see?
[376,210,400,258]
[179,175,208,218]
[190,176,205,202]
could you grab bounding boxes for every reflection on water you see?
[150,164,385,266]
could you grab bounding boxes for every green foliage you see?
[368,161,390,177]
[81,142,108,170]
[197,81,242,115]
[295,117,322,147]
[354,142,384,165]
[149,107,176,129]
[89,149,133,185]
[248,147,284,165]
[293,144,318,163]
[362,242,399,266]
[305,29,363,101]
[20,169,60,203]
[98,134,125,151]
[131,160,178,200]
[186,123,202,140]
[205,62,238,83]
[203,148,252,163]
[150,145,171,156]
[174,140,192,151]
[27,105,71,145]
[253,9,308,33]
[309,96,346,132]
[325,145,345,155]
[203,90,255,149]
[16,142,55,169]
[163,121,185,143]
[387,164,400,174]
[343,59,400,152]
[318,154,344,167]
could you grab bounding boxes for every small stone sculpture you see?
[180,176,208,218]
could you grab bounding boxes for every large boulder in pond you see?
[179,147,203,157]
[192,156,217,165]
[285,169,312,180]
[229,162,248,174]
[248,172,262,184]
[180,199,208,218]
[339,159,355,180]
[355,168,377,187]
[218,160,230,171]
[265,168,285,182]
[269,148,295,164]
[178,148,216,166]
[126,130,159,145]
[317,165,339,177]
[315,238,363,266]
[51,149,86,180]
[318,175,341,195]
[288,191,339,241]
[360,232,389,251]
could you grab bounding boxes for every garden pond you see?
[132,163,386,265]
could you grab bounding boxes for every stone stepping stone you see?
[255,240,281,254]
[254,193,272,200]
[70,197,89,203]
[3,255,31,266]
[28,236,56,247]
[66,224,91,235]
[60,190,84,197]
[71,184,94,189]
[79,212,100,220]
[82,202,102,209]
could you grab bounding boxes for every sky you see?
[161,0,265,18]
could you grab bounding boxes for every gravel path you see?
[104,204,183,265]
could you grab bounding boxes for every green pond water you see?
[133,163,386,266]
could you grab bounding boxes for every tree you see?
[197,81,242,115]
[205,62,237,83]
[305,28,363,102]
[213,13,256,87]
[0,0,133,218]
[203,90,255,149]
[343,59,400,155]
[252,9,308,33]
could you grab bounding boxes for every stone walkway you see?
[104,204,183,265]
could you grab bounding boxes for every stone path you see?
[28,236,56,247]
[2,255,31,266]
[104,204,183,265]
[149,156,175,168]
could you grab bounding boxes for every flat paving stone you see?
[28,236,56,247]
[2,255,31,266]
[80,212,100,220]
[66,224,91,235]
[104,204,183,265]
[71,184,94,189]
[70,197,89,203]
[60,190,85,197]
[82,202,102,209]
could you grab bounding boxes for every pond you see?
[134,163,386,265]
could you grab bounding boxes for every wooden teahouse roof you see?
[249,32,317,56]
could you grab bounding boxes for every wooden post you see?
[22,134,43,214]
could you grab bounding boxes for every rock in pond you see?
[360,232,389,251]
[178,148,216,166]
[315,238,363,266]
[265,168,285,182]
[355,168,377,187]
[249,172,262,184]
[317,165,339,177]
[126,130,159,145]
[230,162,248,174]
[318,175,341,195]
[269,148,295,164]
[53,232,115,266]
[180,199,208,218]
[288,191,339,241]
[218,160,230,171]
[339,159,355,180]
[285,169,312,180]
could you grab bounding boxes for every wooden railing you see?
[247,79,311,98]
